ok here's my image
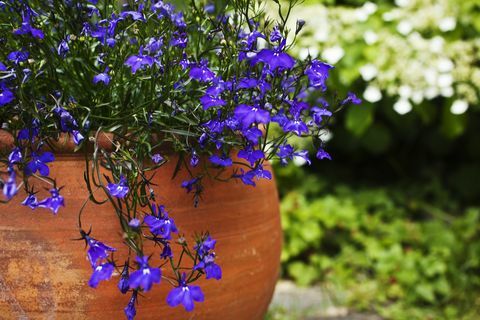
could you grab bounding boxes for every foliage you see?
[276,164,480,320]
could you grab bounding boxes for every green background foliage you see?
[273,0,480,319]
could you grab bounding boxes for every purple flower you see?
[118,263,130,294]
[277,144,311,166]
[151,153,164,164]
[200,94,226,110]
[22,194,38,209]
[84,235,116,267]
[161,242,173,259]
[316,148,332,160]
[57,38,70,58]
[8,147,22,164]
[311,107,332,125]
[93,71,111,85]
[190,151,199,167]
[283,119,309,136]
[234,104,270,128]
[305,60,334,91]
[194,253,222,280]
[194,236,217,256]
[106,175,129,198]
[25,151,55,176]
[189,62,215,82]
[255,43,295,70]
[341,92,362,106]
[237,165,272,186]
[145,37,163,55]
[72,130,85,145]
[53,106,84,144]
[88,262,114,288]
[120,11,146,22]
[181,177,199,193]
[242,127,263,145]
[270,26,282,42]
[124,291,137,320]
[3,170,17,200]
[129,256,161,292]
[167,273,205,312]
[144,204,178,240]
[209,154,232,167]
[238,147,265,166]
[7,50,29,64]
[0,87,14,106]
[38,188,65,214]
[13,12,44,39]
[125,54,155,74]
[129,218,141,228]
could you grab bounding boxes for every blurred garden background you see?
[266,0,480,319]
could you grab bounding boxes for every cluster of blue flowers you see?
[0,0,360,318]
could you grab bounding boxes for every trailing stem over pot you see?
[0,0,360,319]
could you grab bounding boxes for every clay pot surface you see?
[0,146,281,319]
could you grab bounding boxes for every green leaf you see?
[345,104,374,136]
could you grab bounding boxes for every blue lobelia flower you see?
[242,127,263,145]
[341,92,362,106]
[167,273,205,312]
[7,50,29,64]
[120,11,146,22]
[3,169,17,200]
[8,147,22,165]
[129,256,161,292]
[144,204,178,240]
[124,291,137,320]
[0,86,14,106]
[282,118,309,136]
[151,153,164,164]
[93,70,111,85]
[88,262,114,288]
[160,242,173,259]
[181,177,199,193]
[237,165,272,186]
[189,61,215,82]
[305,60,334,91]
[234,104,270,128]
[209,154,232,167]
[254,40,295,70]
[125,53,155,74]
[311,107,332,126]
[106,175,129,198]
[194,253,222,280]
[194,235,217,256]
[84,234,116,267]
[270,26,282,42]
[200,94,226,110]
[22,194,38,209]
[190,151,199,167]
[277,144,311,166]
[25,151,55,176]
[316,148,332,160]
[38,188,65,214]
[128,218,141,228]
[118,263,130,294]
[13,12,44,39]
[238,147,265,166]
[57,37,70,58]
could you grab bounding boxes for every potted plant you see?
[0,0,359,319]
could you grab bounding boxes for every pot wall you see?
[0,154,282,319]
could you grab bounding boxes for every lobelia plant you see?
[0,0,359,319]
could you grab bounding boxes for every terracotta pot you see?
[0,137,282,319]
